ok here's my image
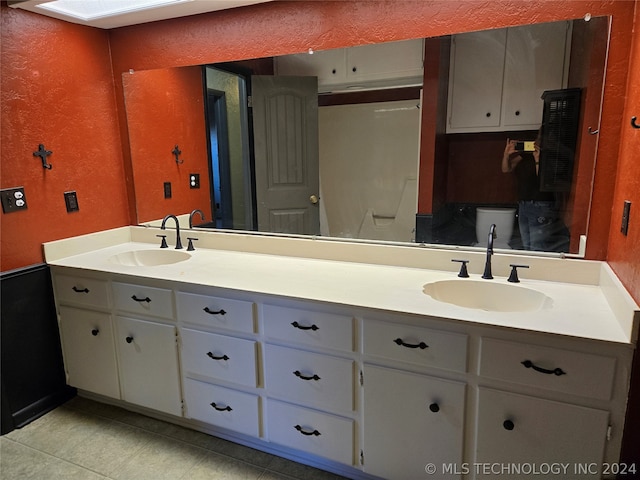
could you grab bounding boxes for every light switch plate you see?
[621,200,631,235]
[64,191,79,212]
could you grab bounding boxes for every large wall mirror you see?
[123,15,609,256]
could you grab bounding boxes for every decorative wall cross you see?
[33,144,53,169]
[172,145,184,164]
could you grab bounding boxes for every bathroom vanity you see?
[44,226,639,480]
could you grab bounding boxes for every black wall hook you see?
[631,116,640,129]
[172,145,184,164]
[33,144,53,169]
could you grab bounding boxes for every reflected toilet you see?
[476,208,516,249]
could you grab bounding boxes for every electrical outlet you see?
[621,200,631,235]
[64,191,79,213]
[1,187,27,213]
[164,182,172,199]
[189,173,200,189]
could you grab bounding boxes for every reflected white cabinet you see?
[447,22,570,132]
[275,39,423,93]
[58,306,120,399]
[362,365,465,479]
[114,316,182,416]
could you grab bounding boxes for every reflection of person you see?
[501,136,559,251]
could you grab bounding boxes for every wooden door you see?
[251,75,320,235]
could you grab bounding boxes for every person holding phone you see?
[501,134,559,251]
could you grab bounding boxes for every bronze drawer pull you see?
[521,360,566,376]
[293,370,320,381]
[203,307,226,315]
[207,351,229,361]
[210,402,232,412]
[394,338,428,349]
[131,295,151,303]
[291,321,319,331]
[295,425,321,436]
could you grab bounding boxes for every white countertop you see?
[44,227,639,345]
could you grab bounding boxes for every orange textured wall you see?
[0,4,129,271]
[123,66,212,223]
[108,0,635,263]
[607,4,640,303]
[1,0,637,292]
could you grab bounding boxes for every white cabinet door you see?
[476,387,609,478]
[448,22,569,133]
[363,365,465,480]
[501,21,570,128]
[114,316,182,416]
[346,39,423,82]
[275,39,423,92]
[448,28,507,131]
[58,306,120,399]
[275,48,346,87]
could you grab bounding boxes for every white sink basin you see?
[108,249,191,267]
[423,279,552,312]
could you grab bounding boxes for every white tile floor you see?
[1,397,349,480]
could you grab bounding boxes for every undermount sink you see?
[423,279,553,312]
[108,249,191,267]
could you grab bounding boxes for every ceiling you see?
[8,0,274,29]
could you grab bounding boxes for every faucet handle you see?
[156,234,168,249]
[508,264,529,283]
[451,259,470,278]
[186,237,198,252]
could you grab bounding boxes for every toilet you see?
[476,207,516,249]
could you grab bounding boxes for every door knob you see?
[309,194,319,204]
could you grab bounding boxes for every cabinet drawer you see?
[55,275,110,309]
[263,304,353,352]
[479,337,616,400]
[264,344,353,412]
[181,328,258,387]
[476,387,609,474]
[266,399,354,466]
[177,292,255,334]
[112,282,173,319]
[363,319,468,373]
[183,378,260,438]
[58,306,120,399]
